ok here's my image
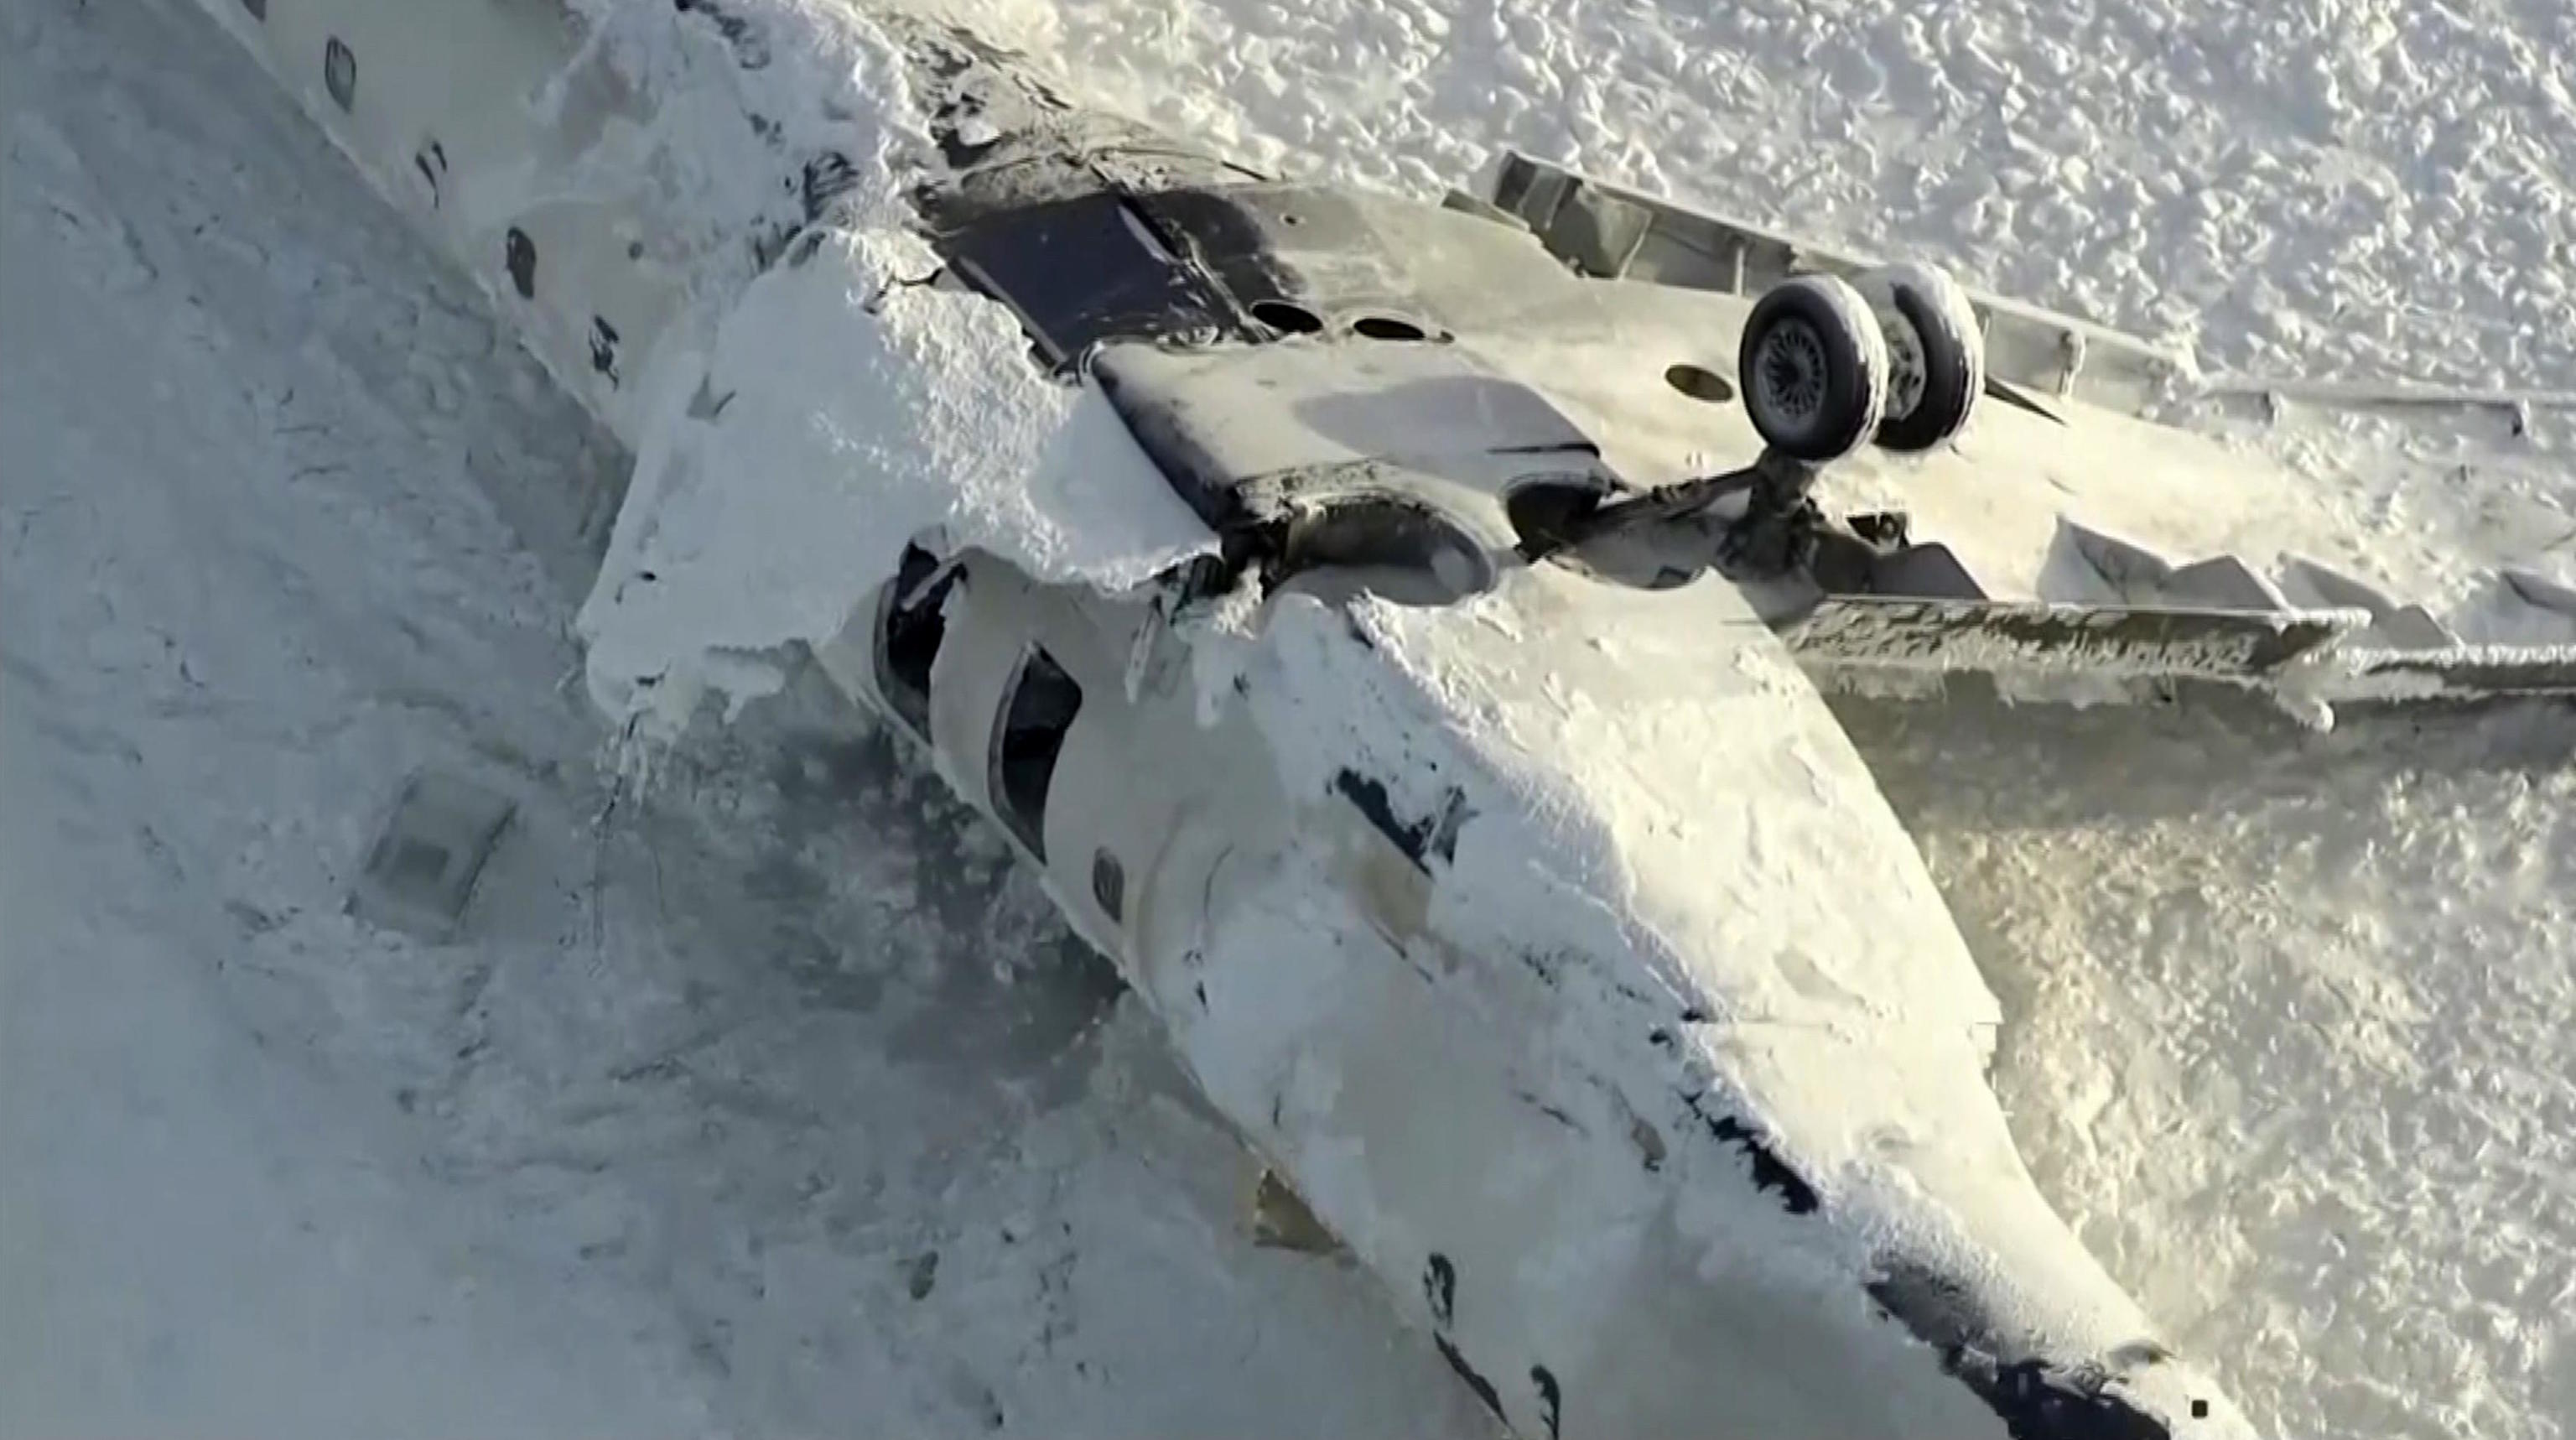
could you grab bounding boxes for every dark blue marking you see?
[589,317,621,385]
[802,152,860,221]
[1683,1094,1820,1215]
[672,0,770,68]
[1531,1365,1562,1439]
[1423,1253,1456,1327]
[1435,1336,1504,1422]
[1869,1261,2182,1439]
[1332,770,1470,871]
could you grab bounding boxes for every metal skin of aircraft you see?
[190,0,2576,1436]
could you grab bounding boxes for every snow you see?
[578,229,1213,744]
[951,0,2576,618]
[1840,692,2576,1440]
[953,0,2576,396]
[1202,574,2199,1433]
[361,0,1223,746]
[8,0,2575,1435]
[0,0,1484,1433]
[849,8,2576,1422]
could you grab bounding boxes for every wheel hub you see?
[1757,318,1828,425]
[1882,316,1926,419]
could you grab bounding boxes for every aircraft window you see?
[504,227,537,299]
[875,543,960,736]
[413,143,446,208]
[1091,848,1125,921]
[990,647,1083,861]
[324,38,356,111]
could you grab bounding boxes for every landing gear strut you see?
[1521,265,1979,585]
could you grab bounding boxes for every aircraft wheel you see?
[1738,275,1889,463]
[1856,262,1985,451]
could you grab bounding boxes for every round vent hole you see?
[1353,315,1429,341]
[1252,299,1324,335]
[1665,362,1737,404]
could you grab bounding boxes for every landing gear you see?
[1737,275,1888,462]
[1528,268,1980,584]
[1736,265,1986,459]
[1855,263,1985,452]
[1719,266,1983,576]
[1711,452,1832,576]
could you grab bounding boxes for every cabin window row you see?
[873,546,1110,912]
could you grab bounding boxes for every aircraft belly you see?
[1142,834,2002,1440]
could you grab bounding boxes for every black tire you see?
[1737,275,1889,463]
[1856,263,1985,452]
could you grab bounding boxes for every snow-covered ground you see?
[956,0,2576,397]
[1844,693,2576,1440]
[5,0,2573,1437]
[0,0,1490,1434]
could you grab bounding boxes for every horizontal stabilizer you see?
[2327,645,2576,701]
[1781,595,2366,681]
[1783,595,2576,721]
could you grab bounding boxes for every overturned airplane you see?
[197,1,2574,1436]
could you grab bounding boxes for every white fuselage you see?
[194,1,2258,1434]
[808,528,2252,1437]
